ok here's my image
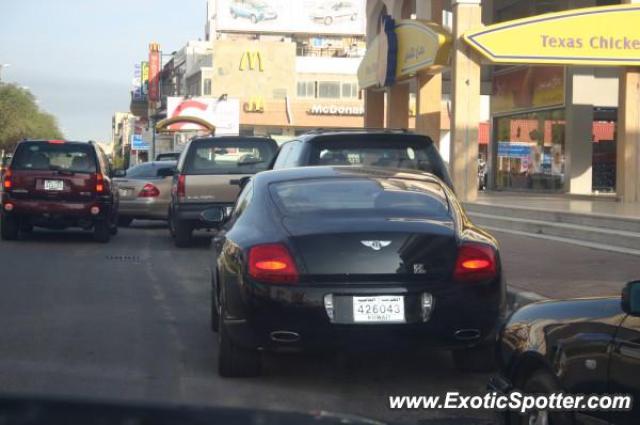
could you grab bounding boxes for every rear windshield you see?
[183,138,276,175]
[270,177,450,218]
[309,136,451,184]
[127,162,176,179]
[11,142,97,173]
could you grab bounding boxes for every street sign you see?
[464,4,640,66]
[131,134,150,151]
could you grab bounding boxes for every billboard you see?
[141,61,149,96]
[148,43,160,102]
[166,97,240,136]
[131,134,150,151]
[217,0,365,35]
[131,64,143,101]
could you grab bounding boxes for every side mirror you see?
[157,167,176,178]
[230,176,251,190]
[113,169,126,177]
[621,281,640,315]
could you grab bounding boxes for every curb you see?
[507,286,548,312]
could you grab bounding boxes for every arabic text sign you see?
[464,4,640,66]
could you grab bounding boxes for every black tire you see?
[218,318,261,377]
[118,216,133,227]
[93,220,111,243]
[210,272,220,332]
[452,342,496,373]
[109,222,118,236]
[168,208,176,238]
[174,219,193,247]
[1,214,19,241]
[510,370,573,425]
[324,16,333,25]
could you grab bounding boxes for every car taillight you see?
[177,174,186,199]
[2,167,12,190]
[48,139,65,144]
[95,173,105,193]
[138,183,160,198]
[453,243,497,282]
[248,243,299,284]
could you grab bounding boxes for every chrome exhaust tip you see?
[454,329,481,341]
[270,331,301,343]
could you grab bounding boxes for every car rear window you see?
[126,163,156,178]
[183,138,277,175]
[270,177,450,218]
[11,142,97,173]
[309,136,451,184]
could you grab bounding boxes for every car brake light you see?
[2,167,12,190]
[138,183,160,198]
[453,243,497,282]
[48,139,65,144]
[95,173,105,193]
[177,174,186,199]
[248,243,299,284]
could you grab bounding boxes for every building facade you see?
[362,0,639,202]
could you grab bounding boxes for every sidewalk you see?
[474,191,640,219]
[468,193,640,309]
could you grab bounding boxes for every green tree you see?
[0,83,64,153]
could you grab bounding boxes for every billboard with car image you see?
[216,0,365,35]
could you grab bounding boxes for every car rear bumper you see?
[222,278,506,353]
[2,196,111,218]
[119,198,168,220]
[173,202,232,228]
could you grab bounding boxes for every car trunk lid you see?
[282,216,457,283]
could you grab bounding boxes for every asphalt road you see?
[0,223,493,425]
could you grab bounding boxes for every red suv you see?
[0,140,119,242]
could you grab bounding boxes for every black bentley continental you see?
[208,166,506,377]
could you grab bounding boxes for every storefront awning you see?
[358,19,452,90]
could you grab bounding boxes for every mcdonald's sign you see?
[239,51,264,72]
[243,96,265,113]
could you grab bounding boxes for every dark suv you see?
[271,130,453,189]
[0,140,119,242]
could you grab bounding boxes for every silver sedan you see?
[113,161,176,226]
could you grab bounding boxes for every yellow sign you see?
[464,4,640,66]
[239,51,264,72]
[358,20,451,89]
[395,20,452,78]
[243,96,265,113]
[357,36,382,89]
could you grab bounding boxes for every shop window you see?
[318,81,341,99]
[341,82,358,98]
[494,109,565,192]
[203,79,212,96]
[297,81,315,98]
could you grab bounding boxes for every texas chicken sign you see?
[464,4,640,66]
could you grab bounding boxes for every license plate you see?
[353,296,405,323]
[44,180,64,191]
[118,188,134,197]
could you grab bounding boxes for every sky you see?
[0,0,205,143]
